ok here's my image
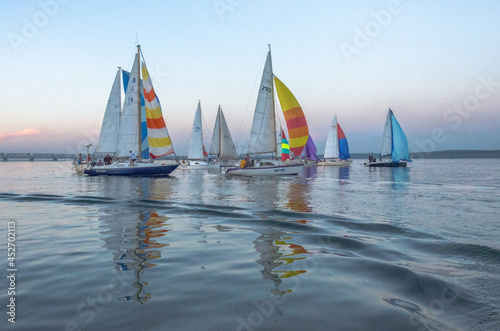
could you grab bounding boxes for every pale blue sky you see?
[1,0,499,155]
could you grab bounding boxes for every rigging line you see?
[200,102,213,149]
[233,46,269,146]
[90,67,122,142]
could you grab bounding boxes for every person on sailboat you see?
[78,153,83,165]
[129,150,136,166]
[104,154,112,165]
[239,154,250,168]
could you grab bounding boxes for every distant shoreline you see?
[1,150,500,161]
[350,150,500,159]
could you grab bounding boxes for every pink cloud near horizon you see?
[0,129,42,140]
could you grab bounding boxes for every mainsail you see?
[123,70,149,159]
[274,76,318,160]
[95,68,121,155]
[248,50,276,155]
[210,106,238,160]
[381,108,410,162]
[324,115,339,159]
[187,101,205,160]
[381,110,393,158]
[141,62,175,158]
[324,114,350,160]
[116,53,141,158]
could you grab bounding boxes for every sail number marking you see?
[260,86,272,93]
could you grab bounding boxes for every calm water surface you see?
[0,159,499,330]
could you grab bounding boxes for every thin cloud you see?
[0,129,41,140]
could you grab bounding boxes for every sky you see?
[1,0,499,156]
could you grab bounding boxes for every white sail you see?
[209,108,220,157]
[210,106,238,160]
[116,54,140,158]
[187,101,205,160]
[95,68,122,156]
[380,109,393,157]
[248,50,276,155]
[324,114,339,159]
[277,128,282,160]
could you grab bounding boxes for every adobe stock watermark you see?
[147,64,169,87]
[65,269,127,331]
[7,0,72,52]
[413,74,500,155]
[407,282,463,331]
[213,0,242,21]
[339,0,405,64]
[65,128,99,157]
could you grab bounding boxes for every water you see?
[0,159,499,330]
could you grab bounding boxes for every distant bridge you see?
[0,153,77,162]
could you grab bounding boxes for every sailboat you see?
[224,46,312,176]
[181,100,218,169]
[317,114,352,166]
[366,108,411,167]
[84,45,179,176]
[209,105,239,166]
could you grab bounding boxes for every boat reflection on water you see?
[253,227,313,298]
[338,166,350,181]
[320,165,350,184]
[390,167,410,191]
[100,208,170,303]
[368,166,410,190]
[284,179,313,213]
[301,165,317,179]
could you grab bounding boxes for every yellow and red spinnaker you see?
[142,62,175,158]
[274,76,317,159]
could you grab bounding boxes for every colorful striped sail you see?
[337,123,350,160]
[281,128,290,161]
[141,62,175,158]
[274,76,317,159]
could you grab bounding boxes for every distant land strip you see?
[1,150,500,161]
[351,150,500,159]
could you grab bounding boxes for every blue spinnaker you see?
[391,114,410,162]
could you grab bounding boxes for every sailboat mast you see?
[199,100,205,161]
[137,44,142,160]
[269,44,277,157]
[218,105,222,158]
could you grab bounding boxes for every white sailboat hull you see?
[180,160,220,169]
[72,162,88,174]
[317,159,352,167]
[223,164,303,176]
